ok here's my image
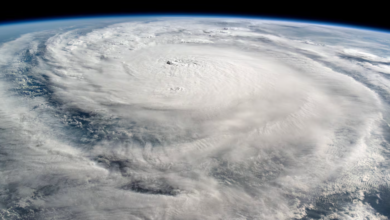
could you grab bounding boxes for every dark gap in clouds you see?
[3,182,43,219]
[5,206,40,220]
[301,192,353,219]
[95,155,136,175]
[5,40,53,98]
[363,186,390,218]
[32,185,60,199]
[95,155,180,196]
[300,186,390,219]
[338,54,390,65]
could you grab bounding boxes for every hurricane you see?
[0,17,390,220]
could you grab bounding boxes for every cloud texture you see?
[0,18,390,220]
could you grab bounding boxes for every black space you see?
[0,2,388,31]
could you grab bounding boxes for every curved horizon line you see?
[0,13,389,34]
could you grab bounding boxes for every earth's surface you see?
[0,16,390,220]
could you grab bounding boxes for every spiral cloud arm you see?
[0,17,390,219]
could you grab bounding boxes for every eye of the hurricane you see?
[121,180,180,196]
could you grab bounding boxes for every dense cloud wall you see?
[0,18,390,219]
